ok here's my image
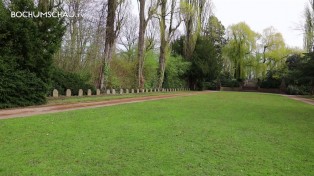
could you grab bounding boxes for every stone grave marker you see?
[87,89,92,96]
[66,89,71,97]
[53,89,58,98]
[78,89,83,96]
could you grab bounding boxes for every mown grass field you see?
[0,92,313,175]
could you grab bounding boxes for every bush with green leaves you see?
[0,1,64,108]
[50,68,96,96]
[286,85,311,95]
[260,70,283,88]
[143,50,159,88]
[260,79,281,88]
[163,55,190,88]
[220,79,240,87]
[108,58,137,89]
[203,81,219,90]
[172,29,225,90]
[286,52,314,94]
[218,72,240,87]
[0,69,47,109]
[107,51,158,89]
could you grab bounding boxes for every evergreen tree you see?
[0,0,65,108]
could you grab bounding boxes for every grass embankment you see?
[0,92,313,175]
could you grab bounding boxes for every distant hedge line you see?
[50,68,96,96]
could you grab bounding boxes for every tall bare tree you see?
[118,13,139,61]
[157,0,182,88]
[304,0,314,52]
[180,0,212,60]
[55,0,91,72]
[137,0,159,88]
[99,0,128,89]
[87,1,107,87]
[53,0,101,74]
[98,0,116,90]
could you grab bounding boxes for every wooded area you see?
[0,0,314,108]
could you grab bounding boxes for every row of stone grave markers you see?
[52,88,191,98]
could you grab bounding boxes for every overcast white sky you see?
[131,0,307,49]
[212,0,308,49]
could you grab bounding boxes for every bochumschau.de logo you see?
[11,11,84,18]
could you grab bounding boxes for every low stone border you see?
[220,87,242,91]
[220,87,284,94]
[51,88,191,98]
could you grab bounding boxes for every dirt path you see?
[283,95,314,106]
[0,91,212,120]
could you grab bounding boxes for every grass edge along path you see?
[0,91,211,119]
[283,95,314,105]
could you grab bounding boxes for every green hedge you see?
[260,79,281,88]
[203,81,219,90]
[286,85,311,95]
[50,68,96,96]
[220,79,240,87]
[0,69,47,109]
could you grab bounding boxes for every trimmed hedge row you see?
[286,85,311,95]
[0,69,47,109]
[50,68,96,96]
[260,78,281,89]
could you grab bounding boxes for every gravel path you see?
[0,91,211,120]
[283,95,314,106]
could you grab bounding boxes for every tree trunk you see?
[158,46,166,89]
[158,0,167,89]
[184,16,193,60]
[100,0,116,90]
[138,0,146,89]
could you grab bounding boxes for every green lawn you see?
[0,92,313,175]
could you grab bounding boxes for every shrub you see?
[108,51,158,89]
[286,85,311,95]
[0,69,47,109]
[220,79,240,87]
[260,79,281,88]
[109,58,137,89]
[50,67,96,96]
[218,72,240,88]
[260,69,284,89]
[164,55,190,88]
[144,50,159,88]
[203,81,218,90]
